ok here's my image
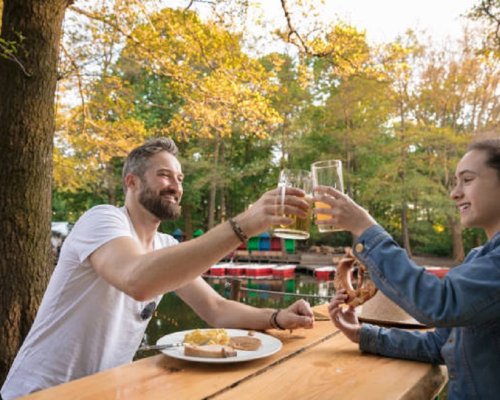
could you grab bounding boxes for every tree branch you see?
[0,37,32,77]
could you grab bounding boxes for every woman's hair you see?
[122,137,179,193]
[467,138,500,179]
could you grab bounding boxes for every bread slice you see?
[184,343,237,358]
[229,336,262,351]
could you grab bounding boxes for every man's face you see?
[138,152,184,221]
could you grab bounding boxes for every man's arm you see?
[90,187,309,301]
[90,221,245,301]
[176,278,314,331]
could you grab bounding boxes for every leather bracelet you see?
[228,218,248,243]
[270,309,285,330]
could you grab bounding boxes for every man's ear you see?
[124,173,138,192]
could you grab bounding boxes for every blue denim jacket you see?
[355,225,500,400]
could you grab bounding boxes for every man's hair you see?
[467,137,500,179]
[122,137,179,193]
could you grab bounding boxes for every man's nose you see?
[169,178,183,193]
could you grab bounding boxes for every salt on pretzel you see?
[334,249,377,307]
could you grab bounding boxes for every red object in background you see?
[225,265,246,276]
[314,266,335,280]
[245,264,273,277]
[209,265,226,276]
[425,267,450,278]
[272,264,296,278]
[270,237,283,251]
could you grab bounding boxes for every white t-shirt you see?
[1,205,178,399]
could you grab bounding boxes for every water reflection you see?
[136,274,335,360]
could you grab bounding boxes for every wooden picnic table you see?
[20,304,447,400]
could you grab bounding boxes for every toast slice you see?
[184,343,237,358]
[229,336,262,351]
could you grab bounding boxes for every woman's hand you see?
[276,299,314,330]
[328,289,361,343]
[313,186,377,238]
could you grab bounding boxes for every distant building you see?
[51,222,72,263]
[51,221,72,237]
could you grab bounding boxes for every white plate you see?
[157,329,282,363]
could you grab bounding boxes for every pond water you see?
[135,274,335,360]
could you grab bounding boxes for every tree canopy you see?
[1,0,498,383]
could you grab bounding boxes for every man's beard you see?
[139,183,181,221]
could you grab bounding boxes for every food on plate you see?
[334,249,377,307]
[229,336,262,351]
[184,343,237,358]
[183,329,230,346]
[182,329,262,358]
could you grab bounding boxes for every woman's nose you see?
[450,184,462,200]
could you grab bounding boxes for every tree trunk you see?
[105,162,117,205]
[344,139,353,198]
[219,142,226,222]
[207,138,220,229]
[0,0,70,384]
[450,216,465,262]
[401,201,412,257]
[183,203,193,240]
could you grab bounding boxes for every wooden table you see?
[20,305,447,400]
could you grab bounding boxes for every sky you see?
[316,0,476,44]
[171,0,478,54]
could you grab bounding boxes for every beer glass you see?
[273,169,312,240]
[311,160,344,232]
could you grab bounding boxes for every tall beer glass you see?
[311,160,344,232]
[273,169,312,240]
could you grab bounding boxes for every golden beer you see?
[273,170,312,240]
[314,201,342,232]
[311,160,344,233]
[274,208,312,240]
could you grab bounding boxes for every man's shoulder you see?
[78,205,125,221]
[156,231,179,248]
[71,205,127,233]
[85,204,123,215]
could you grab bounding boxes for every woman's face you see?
[450,149,500,239]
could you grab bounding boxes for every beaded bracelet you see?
[270,309,285,330]
[228,218,248,243]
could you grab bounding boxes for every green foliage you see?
[411,220,452,257]
[53,5,499,257]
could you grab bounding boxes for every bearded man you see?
[2,138,314,399]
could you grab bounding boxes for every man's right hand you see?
[235,187,310,238]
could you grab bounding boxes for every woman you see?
[314,138,500,399]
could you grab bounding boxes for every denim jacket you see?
[355,225,500,400]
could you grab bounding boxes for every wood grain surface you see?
[19,304,446,400]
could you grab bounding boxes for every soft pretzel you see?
[334,250,377,307]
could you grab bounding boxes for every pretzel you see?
[334,249,377,307]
